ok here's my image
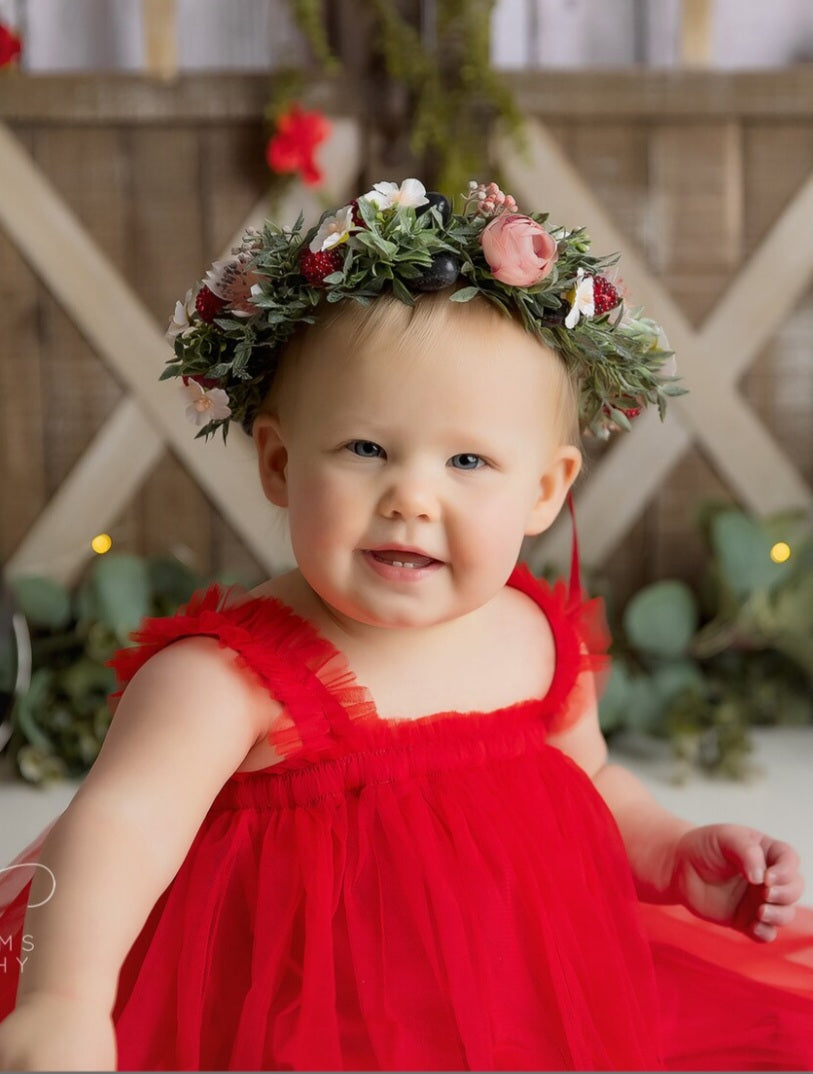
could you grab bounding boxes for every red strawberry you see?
[300,247,343,286]
[195,285,227,322]
[593,276,620,316]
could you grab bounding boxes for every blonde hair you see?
[260,290,581,447]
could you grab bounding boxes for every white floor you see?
[1,727,811,905]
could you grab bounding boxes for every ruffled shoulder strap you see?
[107,585,376,763]
[509,553,610,736]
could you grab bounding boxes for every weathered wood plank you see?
[0,73,353,123]
[30,126,126,497]
[507,69,813,119]
[543,121,656,592]
[649,122,743,325]
[202,121,270,582]
[3,71,813,124]
[126,124,213,573]
[741,122,813,492]
[0,120,272,583]
[507,119,812,575]
[0,128,46,565]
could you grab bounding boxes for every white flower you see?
[361,178,428,212]
[204,255,260,315]
[565,268,595,329]
[180,380,232,427]
[166,288,196,341]
[309,204,356,253]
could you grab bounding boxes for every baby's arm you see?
[547,672,804,943]
[0,635,278,1071]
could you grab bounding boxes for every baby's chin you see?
[316,587,494,638]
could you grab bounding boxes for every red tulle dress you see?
[0,564,812,1071]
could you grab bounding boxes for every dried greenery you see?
[286,0,524,192]
[0,555,216,785]
[599,506,813,779]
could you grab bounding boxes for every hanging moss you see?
[284,0,525,195]
[286,0,339,71]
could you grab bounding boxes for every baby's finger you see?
[758,901,797,929]
[763,840,800,880]
[765,874,805,906]
[738,841,768,885]
[751,920,777,943]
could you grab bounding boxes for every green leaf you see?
[449,287,480,302]
[87,554,152,643]
[624,580,699,658]
[13,667,55,752]
[16,744,68,785]
[148,557,201,607]
[650,660,705,707]
[598,661,635,733]
[711,510,792,598]
[624,676,666,734]
[391,276,416,305]
[60,658,117,706]
[11,576,72,631]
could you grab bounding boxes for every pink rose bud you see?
[480,214,559,287]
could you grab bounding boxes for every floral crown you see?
[165,178,681,441]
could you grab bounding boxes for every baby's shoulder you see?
[119,633,281,737]
[491,577,557,662]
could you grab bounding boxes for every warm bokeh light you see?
[770,541,791,564]
[91,533,113,555]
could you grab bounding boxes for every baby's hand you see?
[672,824,804,942]
[0,992,116,1071]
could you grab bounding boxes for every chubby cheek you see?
[458,495,531,575]
[286,468,361,558]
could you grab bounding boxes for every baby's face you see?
[255,305,580,632]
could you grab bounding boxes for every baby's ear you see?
[525,445,582,536]
[252,414,289,508]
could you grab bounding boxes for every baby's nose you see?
[377,470,439,521]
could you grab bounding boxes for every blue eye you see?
[347,440,384,458]
[450,453,485,470]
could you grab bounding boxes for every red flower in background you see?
[0,23,22,67]
[266,104,330,188]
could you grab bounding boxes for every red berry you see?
[195,285,227,322]
[593,276,620,316]
[602,403,642,422]
[300,247,343,286]
[350,199,365,227]
[182,374,221,390]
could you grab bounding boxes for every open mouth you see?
[365,549,440,575]
[368,550,439,569]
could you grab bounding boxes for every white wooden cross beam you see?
[0,119,361,583]
[502,120,813,573]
